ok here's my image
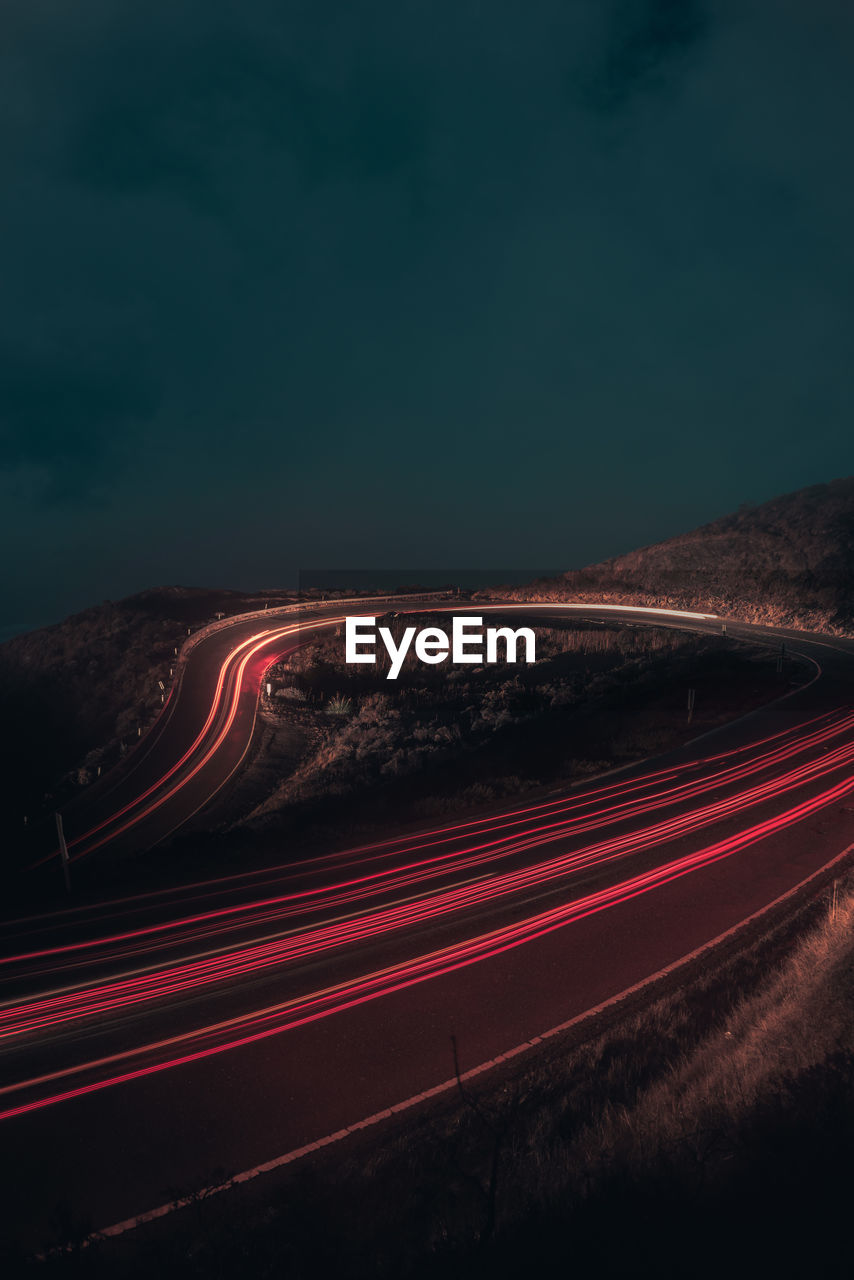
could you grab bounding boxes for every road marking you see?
[61,836,854,1253]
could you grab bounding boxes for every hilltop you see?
[507,478,854,633]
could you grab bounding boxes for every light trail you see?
[3,708,849,978]
[32,615,351,868]
[2,720,852,1044]
[4,600,850,1133]
[22,697,826,937]
[22,602,743,872]
[2,755,853,1123]
[28,625,300,869]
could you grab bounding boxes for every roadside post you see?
[687,688,696,724]
[55,812,71,894]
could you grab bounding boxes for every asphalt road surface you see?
[2,600,853,1253]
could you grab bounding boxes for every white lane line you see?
[59,836,854,1253]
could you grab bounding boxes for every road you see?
[1,600,853,1253]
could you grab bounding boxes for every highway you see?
[1,600,853,1253]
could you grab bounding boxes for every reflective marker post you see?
[55,812,71,894]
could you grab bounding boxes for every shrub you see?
[275,685,309,702]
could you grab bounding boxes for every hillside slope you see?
[511,478,854,633]
[0,586,296,830]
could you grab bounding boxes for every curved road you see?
[2,600,853,1252]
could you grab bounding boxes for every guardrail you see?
[178,592,455,663]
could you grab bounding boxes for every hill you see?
[507,478,854,633]
[0,586,297,831]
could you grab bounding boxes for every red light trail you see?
[2,713,851,1118]
[2,755,853,1123]
[3,602,850,1139]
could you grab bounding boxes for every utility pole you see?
[55,812,71,894]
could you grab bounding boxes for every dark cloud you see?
[71,100,216,206]
[0,356,157,504]
[66,17,428,203]
[581,0,707,111]
[0,0,851,628]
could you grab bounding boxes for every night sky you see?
[2,1,852,634]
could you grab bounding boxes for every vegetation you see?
[495,476,854,634]
[5,483,853,1273]
[237,616,803,844]
[274,684,309,702]
[29,868,854,1279]
[0,586,297,843]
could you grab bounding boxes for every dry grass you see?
[43,867,854,1280]
[492,476,854,635]
[245,623,790,828]
[567,880,854,1192]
